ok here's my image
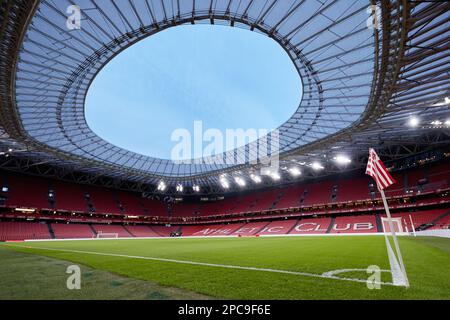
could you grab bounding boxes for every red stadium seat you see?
[0,221,51,241]
[290,217,332,234]
[52,223,94,239]
[329,215,377,234]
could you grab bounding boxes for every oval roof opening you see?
[85,25,302,160]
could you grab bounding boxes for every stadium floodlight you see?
[288,167,301,177]
[445,119,450,126]
[408,116,419,127]
[333,155,351,165]
[176,184,183,192]
[431,120,442,126]
[311,162,324,171]
[192,185,200,192]
[269,171,281,181]
[220,176,230,189]
[157,181,166,191]
[250,174,262,183]
[234,177,246,187]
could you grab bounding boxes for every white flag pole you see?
[409,214,416,237]
[379,188,410,287]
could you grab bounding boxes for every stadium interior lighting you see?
[431,120,442,126]
[408,116,419,127]
[192,185,200,192]
[220,177,230,189]
[176,184,183,192]
[311,162,324,171]
[250,174,262,183]
[234,177,246,187]
[269,171,281,181]
[333,155,351,165]
[157,181,166,191]
[289,167,301,176]
[446,97,450,104]
[445,119,450,126]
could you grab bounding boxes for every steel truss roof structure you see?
[0,0,449,195]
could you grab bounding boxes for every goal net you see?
[381,217,408,235]
[96,231,119,239]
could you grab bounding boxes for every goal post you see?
[381,217,408,235]
[96,231,119,239]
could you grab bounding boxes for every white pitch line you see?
[322,268,391,277]
[5,244,396,287]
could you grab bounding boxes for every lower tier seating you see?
[91,224,132,238]
[329,215,378,234]
[51,223,94,239]
[0,208,448,241]
[290,217,332,234]
[0,221,51,241]
[125,225,162,237]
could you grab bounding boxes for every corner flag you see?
[366,148,395,190]
[366,148,409,287]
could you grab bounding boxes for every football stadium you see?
[0,0,449,306]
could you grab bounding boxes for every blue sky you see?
[85,24,302,159]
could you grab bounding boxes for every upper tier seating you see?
[422,163,450,192]
[275,186,306,209]
[140,198,168,216]
[407,170,425,190]
[301,182,335,206]
[171,202,201,217]
[251,190,282,211]
[87,186,121,214]
[53,181,88,212]
[125,225,162,237]
[117,192,147,216]
[380,171,405,197]
[336,177,371,202]
[4,174,50,209]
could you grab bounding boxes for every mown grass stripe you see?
[7,244,395,286]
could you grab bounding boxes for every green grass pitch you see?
[1,235,450,299]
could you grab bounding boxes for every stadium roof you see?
[0,0,449,195]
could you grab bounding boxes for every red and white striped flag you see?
[366,148,395,190]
